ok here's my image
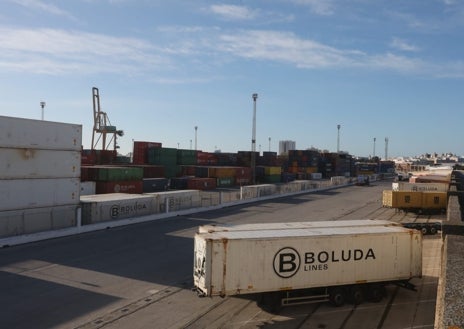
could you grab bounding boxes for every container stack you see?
[0,116,81,238]
[148,147,179,178]
[81,165,144,194]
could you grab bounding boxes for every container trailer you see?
[193,222,422,311]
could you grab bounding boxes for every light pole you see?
[40,101,46,120]
[194,126,198,151]
[251,93,258,185]
[373,137,376,158]
[268,137,271,152]
[337,124,341,153]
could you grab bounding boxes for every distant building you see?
[279,140,296,155]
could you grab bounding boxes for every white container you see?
[80,181,96,196]
[80,193,158,224]
[0,116,82,151]
[0,178,80,211]
[193,224,422,297]
[310,173,323,180]
[146,190,201,212]
[0,205,78,238]
[392,182,449,192]
[0,148,80,179]
[198,219,399,234]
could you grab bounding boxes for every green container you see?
[263,174,281,184]
[164,165,181,178]
[148,147,177,165]
[177,149,197,165]
[217,177,235,187]
[97,166,143,181]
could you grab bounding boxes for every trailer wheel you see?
[368,285,385,303]
[421,227,428,235]
[329,287,346,307]
[349,286,364,305]
[430,226,437,235]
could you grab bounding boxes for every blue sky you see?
[1,0,463,158]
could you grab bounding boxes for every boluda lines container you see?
[80,193,158,224]
[0,116,81,150]
[392,182,449,192]
[193,224,422,299]
[0,148,80,179]
[0,178,80,211]
[198,219,399,234]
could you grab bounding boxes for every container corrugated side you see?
[0,178,80,211]
[392,182,449,192]
[0,116,81,150]
[0,205,79,238]
[145,190,201,212]
[80,193,158,224]
[0,148,80,179]
[194,226,422,297]
[421,192,447,210]
[198,219,399,234]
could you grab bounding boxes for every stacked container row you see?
[0,116,81,238]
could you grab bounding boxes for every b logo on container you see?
[273,247,300,278]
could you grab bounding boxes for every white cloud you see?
[390,37,420,52]
[209,4,256,20]
[0,27,167,75]
[10,0,76,19]
[290,0,335,15]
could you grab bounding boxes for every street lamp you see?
[268,137,271,152]
[337,124,341,153]
[373,137,376,158]
[194,126,198,151]
[40,101,46,120]
[251,93,258,185]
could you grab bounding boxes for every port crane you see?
[91,87,124,152]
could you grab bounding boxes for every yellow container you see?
[264,166,281,175]
[305,166,318,174]
[421,192,447,210]
[395,191,423,209]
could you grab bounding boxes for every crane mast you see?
[91,87,123,152]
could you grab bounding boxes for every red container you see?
[81,149,97,165]
[180,165,197,176]
[235,167,252,180]
[96,180,143,194]
[197,152,217,165]
[133,141,162,164]
[187,177,217,190]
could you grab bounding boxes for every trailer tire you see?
[421,227,428,235]
[349,286,364,305]
[329,287,346,307]
[430,226,437,235]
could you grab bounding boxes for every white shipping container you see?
[198,219,399,234]
[80,181,96,196]
[0,178,80,211]
[392,182,449,192]
[0,116,82,151]
[146,190,201,212]
[0,148,80,179]
[0,205,78,238]
[80,193,158,224]
[193,224,422,297]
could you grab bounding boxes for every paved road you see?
[0,180,442,329]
